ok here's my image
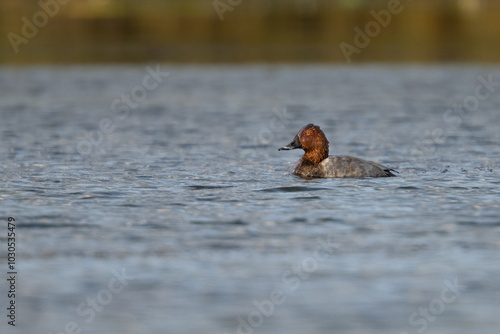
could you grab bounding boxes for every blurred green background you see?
[1,0,499,63]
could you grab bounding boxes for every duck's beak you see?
[278,134,302,151]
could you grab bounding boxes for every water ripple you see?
[259,186,329,192]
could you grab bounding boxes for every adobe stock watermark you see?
[49,268,134,334]
[213,0,245,21]
[400,278,466,334]
[64,65,169,163]
[339,0,412,63]
[238,105,293,161]
[409,73,499,161]
[224,235,338,334]
[7,0,71,54]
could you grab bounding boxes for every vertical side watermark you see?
[6,217,17,326]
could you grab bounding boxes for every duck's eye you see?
[306,130,311,136]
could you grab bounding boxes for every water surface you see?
[1,65,499,334]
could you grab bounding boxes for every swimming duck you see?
[279,124,396,178]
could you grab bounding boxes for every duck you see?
[278,124,396,178]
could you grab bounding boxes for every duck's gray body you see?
[293,155,396,178]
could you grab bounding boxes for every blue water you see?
[1,65,500,334]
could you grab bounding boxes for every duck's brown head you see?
[279,124,329,164]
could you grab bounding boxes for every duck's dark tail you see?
[384,168,398,177]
